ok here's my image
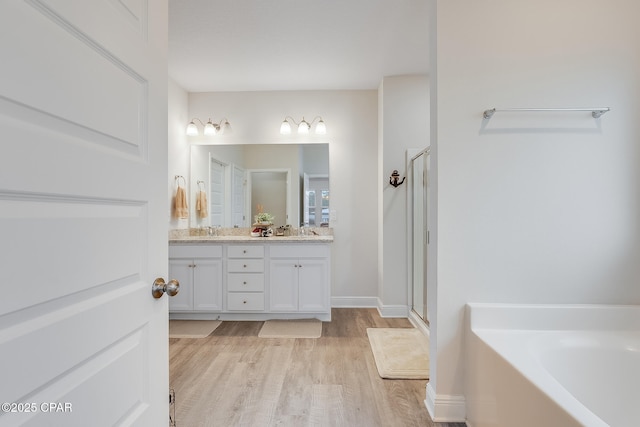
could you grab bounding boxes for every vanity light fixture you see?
[280,116,326,135]
[185,118,232,136]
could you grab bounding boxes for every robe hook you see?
[389,170,405,187]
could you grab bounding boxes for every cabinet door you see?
[193,258,223,311]
[168,259,193,311]
[298,258,329,312]
[269,258,299,311]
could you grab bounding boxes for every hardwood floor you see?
[169,308,466,427]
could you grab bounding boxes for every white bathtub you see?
[464,303,640,427]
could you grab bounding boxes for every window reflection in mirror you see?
[190,143,329,229]
[304,175,329,226]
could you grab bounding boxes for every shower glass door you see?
[411,150,429,323]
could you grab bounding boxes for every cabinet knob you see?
[243,264,247,268]
[243,300,247,304]
[243,281,247,285]
[243,250,247,254]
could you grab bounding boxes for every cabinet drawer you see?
[227,292,264,311]
[169,244,222,258]
[227,273,265,292]
[227,245,265,258]
[269,244,329,258]
[227,259,264,273]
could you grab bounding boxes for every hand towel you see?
[174,186,188,219]
[196,190,208,218]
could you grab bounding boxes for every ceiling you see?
[168,0,429,93]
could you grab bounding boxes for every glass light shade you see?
[221,120,232,134]
[280,120,292,134]
[314,119,326,135]
[186,121,198,136]
[203,120,217,136]
[298,119,310,134]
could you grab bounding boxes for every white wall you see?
[430,0,640,419]
[379,76,430,313]
[168,78,189,230]
[170,90,379,301]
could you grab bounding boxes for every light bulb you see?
[204,120,217,136]
[280,120,292,134]
[298,118,310,134]
[186,121,198,136]
[221,119,232,134]
[315,119,326,135]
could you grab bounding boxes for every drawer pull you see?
[243,250,247,254]
[243,281,247,285]
[243,264,247,268]
[243,300,247,304]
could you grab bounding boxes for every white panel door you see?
[193,258,223,311]
[269,259,299,311]
[298,259,329,312]
[231,165,246,227]
[168,259,194,311]
[0,1,168,426]
[209,160,224,227]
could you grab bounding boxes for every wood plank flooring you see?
[169,308,466,427]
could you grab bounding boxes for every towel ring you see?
[175,175,186,187]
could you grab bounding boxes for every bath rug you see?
[169,320,222,338]
[366,328,429,379]
[258,319,322,338]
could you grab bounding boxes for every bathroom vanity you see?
[168,233,333,321]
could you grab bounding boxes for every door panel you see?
[269,259,298,311]
[298,259,329,312]
[231,165,246,227]
[169,259,194,311]
[193,259,223,311]
[0,1,168,426]
[210,160,224,226]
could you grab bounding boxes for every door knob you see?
[152,278,180,299]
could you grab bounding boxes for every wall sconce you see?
[185,118,232,136]
[280,116,326,135]
[389,170,405,187]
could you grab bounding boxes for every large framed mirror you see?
[190,143,329,229]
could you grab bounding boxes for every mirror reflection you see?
[190,144,329,229]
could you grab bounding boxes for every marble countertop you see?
[170,235,333,243]
[169,227,333,244]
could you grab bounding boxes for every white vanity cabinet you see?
[169,240,331,320]
[269,245,330,314]
[168,245,223,313]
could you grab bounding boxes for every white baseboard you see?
[331,296,378,308]
[376,300,409,318]
[425,383,466,423]
[331,297,409,318]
